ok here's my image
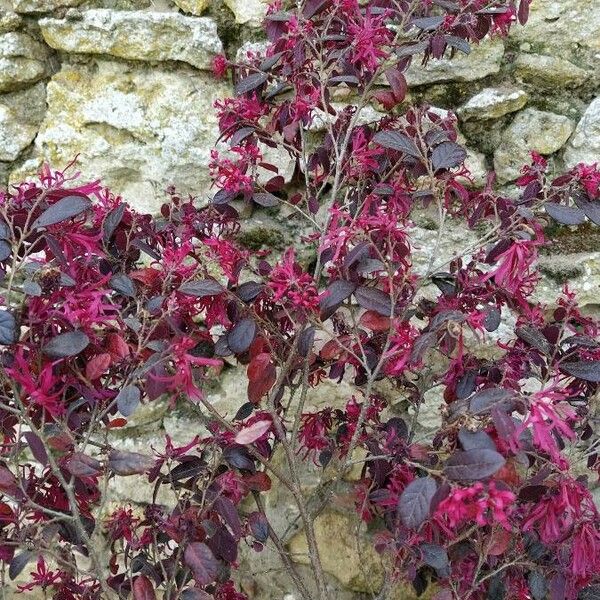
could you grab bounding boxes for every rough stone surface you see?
[564,97,600,168]
[16,60,228,213]
[0,10,22,32]
[224,0,268,26]
[405,38,504,86]
[494,108,575,183]
[514,53,590,89]
[510,0,600,70]
[11,0,83,12]
[173,0,210,16]
[39,10,222,70]
[458,87,528,121]
[0,31,49,92]
[0,82,46,161]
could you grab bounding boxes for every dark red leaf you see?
[0,311,17,345]
[9,550,32,580]
[320,280,356,320]
[66,453,102,477]
[184,542,218,586]
[253,192,280,207]
[469,388,514,415]
[133,575,156,600]
[116,385,141,417]
[248,511,269,542]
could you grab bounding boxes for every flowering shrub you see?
[1,1,600,600]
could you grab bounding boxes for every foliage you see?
[1,1,600,599]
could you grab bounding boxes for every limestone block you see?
[12,60,230,213]
[0,31,49,92]
[564,98,600,168]
[457,87,528,122]
[493,108,574,183]
[39,9,222,70]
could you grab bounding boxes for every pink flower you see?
[347,10,392,72]
[486,239,538,296]
[435,482,515,530]
[212,54,229,78]
[521,387,576,467]
[268,249,320,312]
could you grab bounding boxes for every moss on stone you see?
[542,222,600,255]
[238,226,285,250]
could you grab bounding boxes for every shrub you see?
[1,1,599,599]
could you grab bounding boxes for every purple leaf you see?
[236,281,264,302]
[33,195,91,229]
[469,388,514,415]
[560,361,600,382]
[43,331,90,358]
[412,16,445,30]
[253,192,280,207]
[544,203,586,225]
[66,452,102,477]
[23,431,48,466]
[373,131,420,158]
[228,318,257,354]
[516,326,552,355]
[0,311,17,345]
[179,279,224,298]
[397,477,437,529]
[444,449,505,481]
[458,429,496,451]
[108,450,155,476]
[248,511,269,542]
[184,542,218,586]
[320,280,356,320]
[354,286,392,316]
[431,142,467,170]
[110,273,136,297]
[9,550,32,580]
[0,240,11,261]
[420,543,450,577]
[235,72,268,95]
[102,203,125,242]
[116,385,141,417]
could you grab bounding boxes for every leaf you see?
[580,585,600,600]
[354,286,392,316]
[9,550,32,580]
[85,353,111,381]
[573,195,600,225]
[412,15,445,29]
[184,542,218,586]
[22,280,42,296]
[110,273,136,297]
[236,281,263,302]
[560,361,600,382]
[23,431,48,465]
[179,279,224,298]
[66,452,102,477]
[133,575,157,600]
[458,429,496,451]
[116,385,141,417]
[43,331,90,358]
[253,192,280,207]
[230,126,255,146]
[397,477,437,529]
[528,571,547,600]
[223,446,255,471]
[469,388,514,415]
[544,202,586,225]
[103,203,126,242]
[516,326,552,355]
[303,0,329,18]
[444,449,505,481]
[235,72,268,95]
[228,318,257,354]
[108,450,155,476]
[373,130,420,158]
[431,141,467,170]
[298,326,316,357]
[181,590,212,600]
[248,511,269,542]
[420,543,450,577]
[385,67,407,102]
[0,311,17,345]
[0,240,11,261]
[235,420,271,445]
[445,35,471,54]
[320,280,356,320]
[33,195,92,229]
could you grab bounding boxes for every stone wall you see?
[1,1,600,598]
